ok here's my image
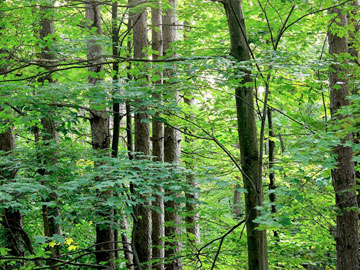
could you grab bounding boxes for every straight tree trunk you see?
[111,2,134,268]
[130,1,152,268]
[222,0,268,269]
[163,1,182,269]
[328,7,359,270]
[233,183,242,218]
[267,108,278,240]
[184,97,200,244]
[151,2,165,269]
[38,3,62,267]
[85,1,115,268]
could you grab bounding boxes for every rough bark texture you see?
[328,7,359,270]
[85,1,115,268]
[222,0,268,269]
[130,1,152,268]
[151,2,165,269]
[162,0,182,269]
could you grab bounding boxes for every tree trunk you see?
[130,1,152,268]
[328,7,359,270]
[151,2,165,269]
[184,97,200,244]
[233,183,242,218]
[38,3,61,267]
[85,1,115,268]
[222,0,268,269]
[267,108,278,240]
[111,2,134,268]
[163,0,182,269]
[0,124,25,269]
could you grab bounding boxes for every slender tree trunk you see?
[151,2,165,269]
[130,1,152,268]
[222,0,268,269]
[85,1,115,268]
[184,97,200,244]
[163,1,182,269]
[233,183,242,218]
[111,2,134,268]
[38,3,61,267]
[328,7,359,270]
[267,108,278,240]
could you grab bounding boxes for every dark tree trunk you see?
[130,1,152,268]
[85,1,115,268]
[267,108,278,240]
[111,2,134,268]
[222,0,268,269]
[0,124,25,269]
[328,7,359,270]
[151,2,165,269]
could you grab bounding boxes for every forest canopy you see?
[0,0,359,269]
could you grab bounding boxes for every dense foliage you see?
[0,0,359,269]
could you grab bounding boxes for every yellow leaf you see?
[68,245,78,251]
[65,238,74,245]
[49,240,57,248]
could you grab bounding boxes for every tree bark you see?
[130,1,152,268]
[267,108,278,240]
[222,0,268,269]
[184,97,200,244]
[162,0,182,269]
[38,3,62,267]
[151,2,165,269]
[85,1,115,268]
[328,7,359,270]
[111,2,134,268]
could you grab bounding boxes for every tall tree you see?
[130,0,152,267]
[267,108,278,239]
[328,6,359,270]
[184,97,200,244]
[151,1,165,269]
[85,1,115,267]
[163,0,183,268]
[38,3,62,266]
[221,0,268,269]
[111,2,134,268]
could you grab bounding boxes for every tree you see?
[151,1,165,269]
[221,0,268,269]
[85,0,115,267]
[163,0,183,268]
[328,6,359,270]
[130,0,152,267]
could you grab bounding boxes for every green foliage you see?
[0,0,359,269]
